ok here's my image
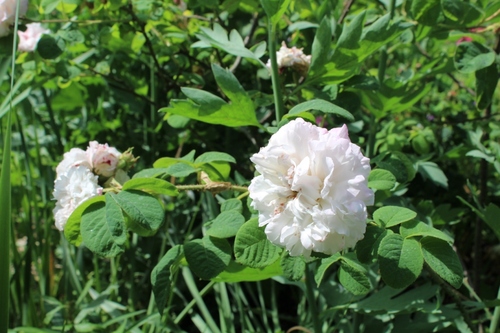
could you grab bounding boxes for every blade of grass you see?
[1,184,11,332]
[1,2,21,330]
[214,282,234,333]
[181,267,221,333]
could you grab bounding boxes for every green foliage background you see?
[1,0,500,332]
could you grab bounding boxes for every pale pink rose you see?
[17,23,50,52]
[0,0,28,37]
[248,118,374,257]
[86,141,121,178]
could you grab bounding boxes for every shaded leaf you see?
[288,99,354,121]
[184,236,232,280]
[151,245,183,315]
[280,252,306,281]
[454,42,495,73]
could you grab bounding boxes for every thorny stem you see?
[425,264,477,333]
[305,264,321,333]
[267,21,285,122]
[176,184,248,193]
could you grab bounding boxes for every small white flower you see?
[87,141,121,178]
[249,118,374,257]
[17,23,50,52]
[266,42,312,73]
[53,166,103,231]
[0,0,28,37]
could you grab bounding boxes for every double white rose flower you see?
[249,118,374,257]
[53,141,127,231]
[0,0,28,37]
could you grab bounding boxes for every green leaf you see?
[352,283,439,313]
[151,245,183,315]
[288,99,354,121]
[114,190,164,236]
[132,168,170,179]
[200,161,231,181]
[373,206,417,228]
[153,156,191,168]
[410,0,440,21]
[234,218,281,268]
[280,252,306,281]
[165,163,198,177]
[64,196,105,246]
[400,220,454,243]
[314,253,342,286]
[309,17,332,75]
[221,199,243,213]
[161,64,260,127]
[454,42,495,74]
[193,24,265,63]
[211,259,283,282]
[441,0,483,26]
[378,234,423,289]
[184,236,232,280]
[37,35,65,59]
[356,225,388,263]
[420,237,463,288]
[194,152,236,165]
[373,151,416,183]
[206,211,245,238]
[417,161,448,189]
[338,259,370,295]
[318,13,413,84]
[475,63,499,110]
[80,201,125,257]
[361,81,432,118]
[368,169,396,190]
[104,193,127,245]
[122,178,179,196]
[58,29,85,43]
[260,0,292,25]
[484,204,500,242]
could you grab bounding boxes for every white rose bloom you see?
[17,23,50,52]
[86,141,121,178]
[0,0,28,37]
[249,118,374,257]
[55,148,91,178]
[266,42,312,73]
[53,166,103,231]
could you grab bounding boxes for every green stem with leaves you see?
[267,21,285,122]
[305,263,321,333]
[490,284,500,333]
